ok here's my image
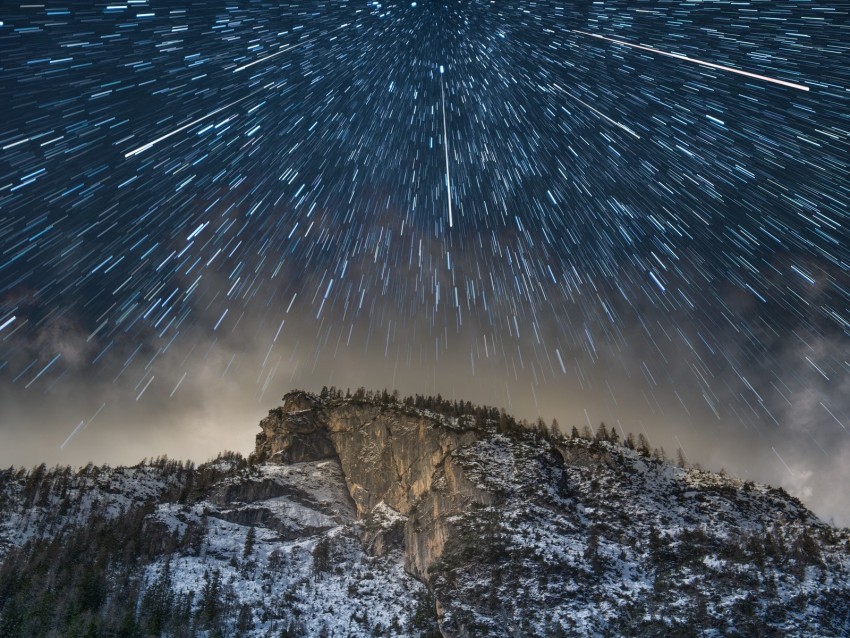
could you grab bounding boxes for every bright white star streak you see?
[554,85,641,139]
[573,30,810,92]
[232,42,311,73]
[440,65,453,228]
[232,24,348,73]
[125,95,253,158]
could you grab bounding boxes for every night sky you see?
[1,1,849,524]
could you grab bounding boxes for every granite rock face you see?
[255,390,491,579]
[255,392,336,464]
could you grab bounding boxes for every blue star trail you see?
[0,0,849,519]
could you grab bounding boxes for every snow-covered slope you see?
[0,389,848,637]
[139,459,431,637]
[0,460,185,559]
[433,433,850,636]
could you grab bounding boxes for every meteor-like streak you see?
[573,30,810,92]
[127,25,352,159]
[60,421,85,450]
[233,24,349,73]
[554,84,641,139]
[125,95,253,158]
[440,66,453,228]
[233,39,314,73]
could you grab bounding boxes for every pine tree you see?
[584,525,603,573]
[243,525,256,559]
[498,410,511,433]
[200,570,221,627]
[312,537,332,575]
[116,607,138,638]
[237,603,254,633]
[536,417,548,435]
[141,560,173,635]
[595,422,610,442]
[637,433,651,457]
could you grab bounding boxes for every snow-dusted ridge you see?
[0,389,848,637]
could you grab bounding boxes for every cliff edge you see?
[255,389,492,580]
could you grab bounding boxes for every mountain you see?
[1,388,848,637]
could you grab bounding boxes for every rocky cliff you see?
[1,389,849,637]
[252,390,850,637]
[255,390,491,579]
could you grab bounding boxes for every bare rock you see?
[255,391,493,580]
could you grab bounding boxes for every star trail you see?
[1,1,849,523]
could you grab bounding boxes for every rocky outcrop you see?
[208,461,357,539]
[254,391,493,580]
[553,440,619,469]
[255,392,335,463]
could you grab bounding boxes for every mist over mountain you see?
[1,389,848,637]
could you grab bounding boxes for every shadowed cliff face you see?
[255,390,492,579]
[254,393,337,463]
